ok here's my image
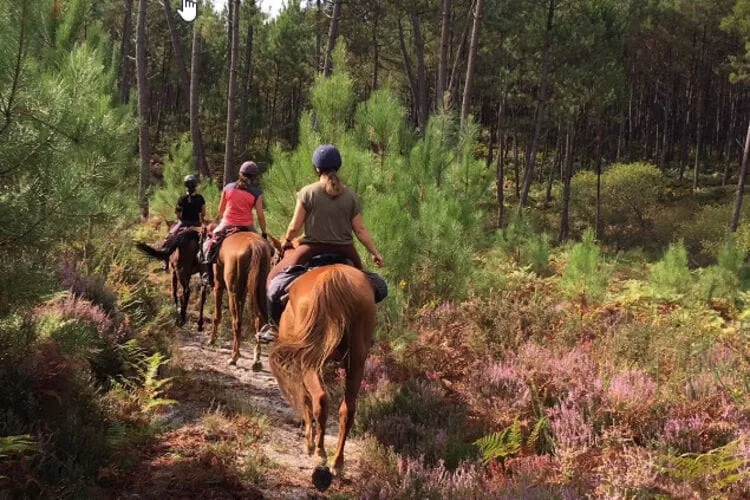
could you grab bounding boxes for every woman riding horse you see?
[257,144,384,343]
[159,174,206,271]
[202,161,268,287]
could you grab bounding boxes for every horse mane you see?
[269,267,361,414]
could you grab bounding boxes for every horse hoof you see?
[251,361,263,372]
[332,463,344,478]
[311,466,332,492]
[197,324,204,333]
[228,357,239,366]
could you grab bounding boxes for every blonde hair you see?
[321,170,343,197]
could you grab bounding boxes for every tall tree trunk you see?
[594,124,604,239]
[411,12,428,134]
[518,0,555,211]
[323,0,342,77]
[460,0,485,126]
[730,119,750,233]
[136,0,150,219]
[692,93,702,190]
[163,0,208,177]
[723,91,737,186]
[118,0,134,104]
[437,0,451,110]
[397,19,418,130]
[224,0,240,185]
[315,0,322,72]
[496,99,506,227]
[514,133,520,199]
[559,120,576,243]
[447,0,475,107]
[545,121,562,206]
[238,23,254,163]
[190,25,209,178]
[371,6,379,91]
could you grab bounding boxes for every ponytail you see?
[322,170,343,197]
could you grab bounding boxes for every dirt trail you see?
[168,327,368,499]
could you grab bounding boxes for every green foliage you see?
[650,240,692,297]
[310,44,354,144]
[571,163,662,244]
[521,233,553,276]
[474,420,522,463]
[561,229,608,304]
[355,87,406,159]
[661,437,750,495]
[0,435,37,459]
[151,137,221,223]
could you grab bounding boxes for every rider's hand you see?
[371,252,384,268]
[282,239,294,251]
[262,232,268,240]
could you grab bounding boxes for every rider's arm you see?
[200,203,206,226]
[255,195,267,236]
[353,214,384,267]
[175,197,183,221]
[284,200,307,244]
[217,191,227,220]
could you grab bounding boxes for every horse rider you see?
[256,144,384,343]
[159,174,206,271]
[202,161,268,287]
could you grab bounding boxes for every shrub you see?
[561,229,608,305]
[649,240,692,297]
[521,233,552,276]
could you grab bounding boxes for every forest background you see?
[1,0,750,497]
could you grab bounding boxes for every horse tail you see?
[270,267,355,413]
[135,242,168,260]
[248,238,270,324]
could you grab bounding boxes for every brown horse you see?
[269,265,376,479]
[136,229,202,328]
[198,231,273,367]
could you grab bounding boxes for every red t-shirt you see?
[220,182,262,227]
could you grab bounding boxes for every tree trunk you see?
[447,0,475,107]
[315,0,322,72]
[518,0,555,211]
[559,120,576,244]
[514,133,520,199]
[723,91,737,186]
[496,99,506,228]
[238,23,254,163]
[692,93,702,190]
[136,0,150,219]
[163,0,208,177]
[224,0,240,185]
[437,0,451,110]
[323,0,342,77]
[460,0,485,127]
[118,0,134,104]
[595,124,604,239]
[371,6,379,91]
[190,25,209,178]
[397,18,418,130]
[411,12,428,134]
[545,120,562,206]
[730,119,750,232]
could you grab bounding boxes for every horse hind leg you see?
[303,393,315,456]
[302,371,329,466]
[171,270,180,317]
[251,314,263,371]
[178,275,190,327]
[227,291,245,365]
[209,275,224,345]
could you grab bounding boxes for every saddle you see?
[270,254,388,309]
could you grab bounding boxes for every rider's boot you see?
[256,298,282,343]
[201,263,215,288]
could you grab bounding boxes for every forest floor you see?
[114,278,366,499]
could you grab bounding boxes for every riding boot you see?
[257,298,282,344]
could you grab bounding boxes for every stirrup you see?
[256,324,278,344]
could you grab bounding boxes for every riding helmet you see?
[312,144,342,172]
[183,174,199,189]
[240,161,260,177]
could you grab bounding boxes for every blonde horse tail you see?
[248,238,270,324]
[270,267,354,413]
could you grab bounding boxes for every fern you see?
[0,435,38,459]
[474,420,522,463]
[661,437,750,494]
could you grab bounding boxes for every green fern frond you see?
[0,435,38,459]
[474,420,522,463]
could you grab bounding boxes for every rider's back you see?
[298,183,360,245]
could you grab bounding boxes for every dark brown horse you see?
[269,265,376,479]
[198,231,273,367]
[136,229,203,328]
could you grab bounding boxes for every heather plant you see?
[649,240,692,297]
[561,229,608,306]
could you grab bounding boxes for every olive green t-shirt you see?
[297,182,361,245]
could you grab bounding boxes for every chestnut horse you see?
[198,231,273,367]
[269,265,376,479]
[136,229,202,328]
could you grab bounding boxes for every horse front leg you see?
[197,281,206,333]
[178,275,190,326]
[171,269,179,317]
[209,270,224,345]
[252,314,263,372]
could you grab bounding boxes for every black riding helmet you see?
[184,174,199,190]
[312,144,342,173]
[240,161,261,177]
